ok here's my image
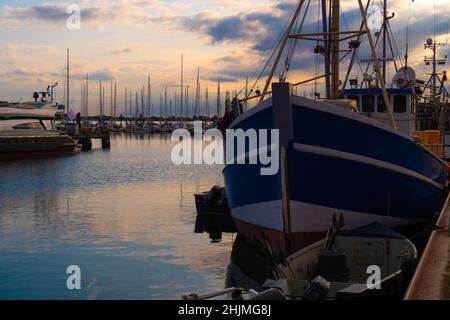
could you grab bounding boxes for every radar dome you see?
[392,67,416,88]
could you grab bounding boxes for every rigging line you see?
[382,14,402,68]
[386,20,402,70]
[405,0,411,67]
[340,4,364,75]
[238,6,300,97]
[282,0,312,81]
[360,21,384,88]
[282,14,300,79]
[342,0,373,91]
[237,29,285,97]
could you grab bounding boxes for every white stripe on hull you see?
[293,143,445,190]
[231,200,427,233]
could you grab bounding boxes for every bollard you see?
[101,137,111,149]
[81,137,92,151]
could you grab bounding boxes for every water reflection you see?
[0,134,231,299]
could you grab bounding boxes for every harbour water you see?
[0,134,233,300]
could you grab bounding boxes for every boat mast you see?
[114,82,117,119]
[205,88,210,117]
[147,74,152,118]
[330,0,340,99]
[165,85,168,119]
[381,0,387,84]
[66,48,70,116]
[217,80,221,116]
[110,81,113,118]
[194,67,200,117]
[99,80,102,118]
[181,54,184,123]
[322,0,331,99]
[86,73,89,123]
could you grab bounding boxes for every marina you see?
[1,0,450,304]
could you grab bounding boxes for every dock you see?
[404,193,450,300]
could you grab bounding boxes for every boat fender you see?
[302,276,330,300]
[399,258,418,289]
[249,288,287,301]
[317,250,349,282]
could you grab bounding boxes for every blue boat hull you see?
[223,96,448,258]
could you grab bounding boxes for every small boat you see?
[194,186,236,241]
[254,221,418,300]
[183,219,418,300]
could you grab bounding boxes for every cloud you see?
[72,69,116,81]
[179,4,292,51]
[111,48,133,55]
[1,1,164,30]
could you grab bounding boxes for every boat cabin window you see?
[362,95,375,113]
[377,95,389,113]
[12,122,45,130]
[347,95,360,111]
[393,95,407,113]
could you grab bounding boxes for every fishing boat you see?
[0,92,78,158]
[222,0,449,259]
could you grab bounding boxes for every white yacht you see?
[0,96,78,158]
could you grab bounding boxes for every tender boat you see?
[255,222,418,300]
[183,220,418,300]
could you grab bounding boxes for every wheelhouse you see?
[342,88,414,135]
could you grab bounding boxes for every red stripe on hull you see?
[233,218,431,260]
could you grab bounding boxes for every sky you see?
[0,0,449,116]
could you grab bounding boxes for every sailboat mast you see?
[205,88,210,117]
[125,87,128,118]
[142,86,144,118]
[66,48,70,116]
[181,54,184,122]
[194,67,200,117]
[147,74,152,117]
[165,85,168,119]
[114,82,117,119]
[330,0,340,99]
[86,73,89,123]
[135,91,138,117]
[110,81,113,118]
[217,80,221,116]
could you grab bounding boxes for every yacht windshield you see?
[0,120,47,131]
